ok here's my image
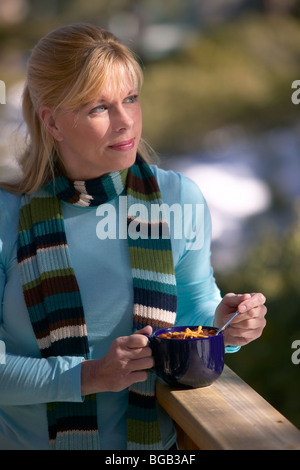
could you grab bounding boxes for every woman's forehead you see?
[60,59,142,111]
[88,69,138,102]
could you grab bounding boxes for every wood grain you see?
[156,365,300,450]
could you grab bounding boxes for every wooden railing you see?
[156,365,300,450]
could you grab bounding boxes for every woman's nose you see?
[112,106,134,131]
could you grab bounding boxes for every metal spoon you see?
[215,310,240,335]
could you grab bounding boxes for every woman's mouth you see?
[108,138,135,151]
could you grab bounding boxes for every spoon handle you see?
[216,309,240,335]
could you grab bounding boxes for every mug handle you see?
[144,334,156,373]
[145,334,154,347]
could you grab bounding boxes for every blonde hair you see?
[2,23,155,194]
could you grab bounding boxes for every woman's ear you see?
[39,106,63,141]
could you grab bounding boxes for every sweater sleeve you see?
[173,174,240,353]
[174,173,222,327]
[0,190,84,405]
[0,354,84,405]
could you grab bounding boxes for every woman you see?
[0,23,267,450]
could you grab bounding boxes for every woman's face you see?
[40,72,142,180]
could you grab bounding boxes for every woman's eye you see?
[125,95,138,104]
[89,105,107,114]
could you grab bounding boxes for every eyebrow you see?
[85,89,137,107]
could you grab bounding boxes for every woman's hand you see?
[214,293,267,347]
[81,326,154,396]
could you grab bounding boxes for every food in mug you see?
[158,326,216,339]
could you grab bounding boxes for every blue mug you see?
[147,326,225,388]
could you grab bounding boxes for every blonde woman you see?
[0,23,267,450]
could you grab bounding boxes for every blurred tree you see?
[140,13,300,154]
[262,0,298,14]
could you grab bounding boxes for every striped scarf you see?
[17,154,177,450]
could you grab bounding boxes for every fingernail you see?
[239,304,247,312]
